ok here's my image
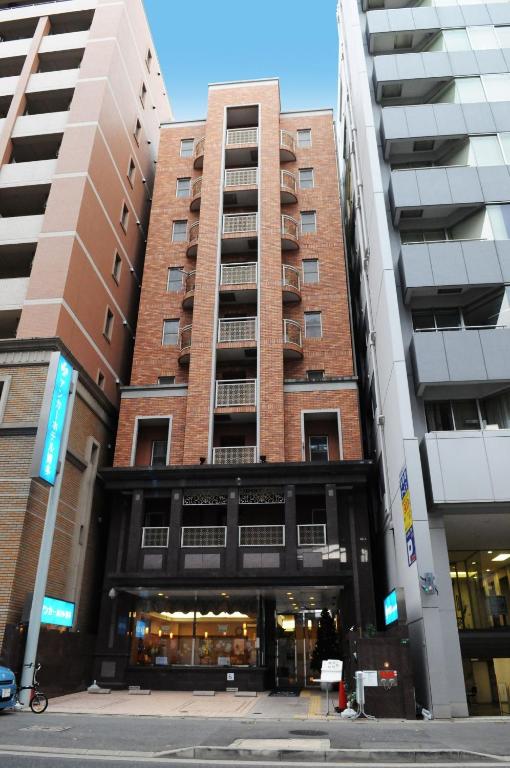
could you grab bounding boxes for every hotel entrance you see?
[276,611,321,688]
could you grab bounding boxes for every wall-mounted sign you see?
[41,596,75,628]
[400,467,417,567]
[30,353,74,486]
[384,589,399,626]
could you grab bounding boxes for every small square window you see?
[299,168,314,189]
[112,252,122,283]
[134,119,142,145]
[97,370,105,389]
[145,49,152,72]
[176,178,191,197]
[309,435,328,462]
[167,267,183,292]
[297,129,312,148]
[140,82,147,108]
[158,376,175,385]
[180,139,194,158]
[172,220,187,242]
[305,311,322,339]
[104,308,114,340]
[307,370,324,382]
[120,203,129,232]
[301,211,316,234]
[127,157,136,186]
[302,258,319,284]
[162,319,179,346]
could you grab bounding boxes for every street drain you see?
[289,730,327,737]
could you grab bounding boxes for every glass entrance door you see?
[275,612,320,688]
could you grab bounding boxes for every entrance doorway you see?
[275,612,320,688]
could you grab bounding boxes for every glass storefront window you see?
[450,550,510,631]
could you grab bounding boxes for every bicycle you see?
[15,662,48,714]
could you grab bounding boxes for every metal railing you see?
[216,379,256,407]
[184,271,196,294]
[188,221,199,242]
[282,264,300,291]
[213,446,257,465]
[225,167,258,187]
[283,318,302,347]
[239,525,285,546]
[297,524,327,546]
[280,129,296,154]
[191,177,202,198]
[180,324,192,350]
[281,169,297,193]
[181,526,226,547]
[281,214,298,240]
[218,316,257,342]
[226,127,258,146]
[223,212,258,235]
[194,136,205,159]
[220,262,257,286]
[141,527,169,548]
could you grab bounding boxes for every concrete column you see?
[284,485,297,573]
[167,490,182,576]
[125,491,143,572]
[225,488,238,575]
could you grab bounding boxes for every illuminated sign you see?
[41,596,75,628]
[400,467,417,567]
[135,620,146,638]
[30,353,73,486]
[384,590,399,626]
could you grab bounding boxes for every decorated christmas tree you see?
[310,609,342,673]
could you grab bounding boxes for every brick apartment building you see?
[97,79,377,691]
[0,0,171,683]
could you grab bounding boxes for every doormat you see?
[269,688,301,697]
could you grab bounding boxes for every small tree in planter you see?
[310,609,342,675]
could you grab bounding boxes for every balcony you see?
[282,264,301,303]
[224,167,258,208]
[411,327,510,397]
[219,261,257,305]
[181,526,227,547]
[12,111,68,139]
[0,158,57,188]
[281,215,299,250]
[0,214,43,244]
[283,318,303,359]
[225,167,257,188]
[0,276,28,311]
[297,524,327,546]
[0,75,18,97]
[280,129,296,162]
[26,69,79,94]
[212,446,257,465]
[178,323,192,365]
[215,378,256,409]
[280,170,297,204]
[182,271,196,309]
[0,38,30,60]
[218,316,256,343]
[38,30,89,55]
[186,221,199,258]
[193,136,205,169]
[190,177,202,211]
[141,527,169,548]
[222,212,257,236]
[239,525,284,546]
[225,127,258,166]
[422,430,510,508]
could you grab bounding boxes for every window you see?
[167,267,183,292]
[140,82,147,108]
[176,178,191,197]
[151,439,167,467]
[297,129,311,148]
[120,203,129,232]
[127,157,136,186]
[145,49,153,72]
[134,119,142,145]
[158,376,175,385]
[97,370,105,389]
[426,393,510,432]
[412,308,461,331]
[301,211,316,234]
[381,83,402,99]
[180,138,194,158]
[304,311,322,339]
[112,252,122,283]
[302,258,319,284]
[104,308,114,340]
[162,319,179,346]
[172,220,187,242]
[299,168,314,189]
[307,370,324,382]
[309,435,328,462]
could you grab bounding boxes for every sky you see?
[143,0,339,122]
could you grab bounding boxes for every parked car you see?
[0,664,16,710]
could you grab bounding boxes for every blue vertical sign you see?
[33,354,73,486]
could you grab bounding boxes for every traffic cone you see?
[338,680,347,711]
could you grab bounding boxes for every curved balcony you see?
[280,129,296,162]
[178,324,192,365]
[186,221,199,258]
[280,170,297,204]
[193,137,205,169]
[282,264,301,303]
[182,271,196,309]
[190,177,202,211]
[281,214,299,250]
[283,318,303,359]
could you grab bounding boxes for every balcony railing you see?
[281,170,297,193]
[188,221,199,243]
[226,127,258,146]
[223,212,258,235]
[281,214,298,240]
[181,526,226,547]
[216,379,256,407]
[141,527,169,548]
[184,271,196,294]
[283,318,302,347]
[280,129,296,155]
[239,525,285,546]
[297,524,327,546]
[191,177,202,198]
[213,446,257,465]
[282,264,300,291]
[180,324,192,350]
[194,137,205,159]
[218,316,257,343]
[225,167,258,187]
[220,262,257,286]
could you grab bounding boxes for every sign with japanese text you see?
[41,596,74,628]
[400,467,417,567]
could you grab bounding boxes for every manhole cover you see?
[289,730,327,737]
[20,726,71,733]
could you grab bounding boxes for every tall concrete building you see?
[96,79,378,692]
[338,0,510,717]
[0,0,171,681]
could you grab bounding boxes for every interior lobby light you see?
[159,611,249,620]
[492,553,510,562]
